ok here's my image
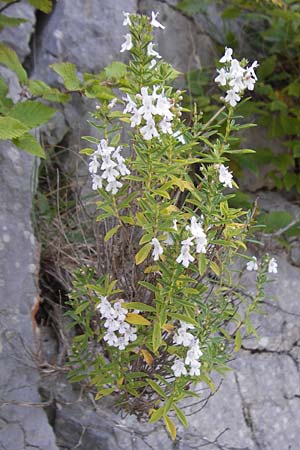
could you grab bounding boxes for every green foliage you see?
[50,62,82,91]
[27,0,53,13]
[0,43,27,83]
[65,12,274,439]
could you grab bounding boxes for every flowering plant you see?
[67,11,277,439]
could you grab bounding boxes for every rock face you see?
[1,1,300,450]
[0,142,59,450]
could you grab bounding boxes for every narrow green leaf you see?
[148,380,166,399]
[28,0,53,13]
[174,405,188,428]
[135,243,152,265]
[122,302,156,313]
[234,330,242,352]
[0,14,27,28]
[104,225,120,242]
[149,406,164,424]
[168,313,198,326]
[152,321,161,353]
[164,415,177,441]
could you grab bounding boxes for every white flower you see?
[229,59,245,79]
[187,216,207,253]
[120,33,133,52]
[159,117,173,134]
[123,94,137,114]
[125,326,137,342]
[103,330,118,346]
[147,42,161,59]
[89,156,100,174]
[173,328,194,347]
[215,68,228,86]
[268,257,278,274]
[108,98,117,109]
[246,256,258,272]
[156,94,173,120]
[173,130,185,144]
[224,89,241,107]
[220,47,233,63]
[171,358,187,377]
[218,164,233,188]
[149,59,157,69]
[123,12,132,26]
[101,165,120,183]
[97,296,112,318]
[106,179,123,195]
[176,237,195,268]
[229,76,245,93]
[189,359,201,376]
[173,219,178,231]
[140,118,159,140]
[130,108,143,127]
[151,237,163,261]
[151,11,165,29]
[92,174,103,190]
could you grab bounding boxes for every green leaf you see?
[0,116,28,139]
[135,243,152,265]
[110,133,121,147]
[148,380,166,399]
[75,301,90,314]
[13,133,46,158]
[149,406,165,424]
[234,330,242,352]
[257,211,293,233]
[8,101,55,129]
[168,313,197,326]
[104,225,120,242]
[28,0,53,13]
[221,6,240,20]
[125,313,151,326]
[210,260,220,277]
[198,253,207,276]
[0,43,27,83]
[104,61,127,79]
[174,405,188,428]
[28,79,69,103]
[122,302,156,312]
[152,321,161,353]
[51,62,81,91]
[164,415,176,440]
[0,14,27,28]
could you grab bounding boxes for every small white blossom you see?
[214,68,228,86]
[173,327,194,347]
[164,233,174,246]
[176,237,195,268]
[225,89,241,107]
[140,118,159,140]
[247,256,258,272]
[173,130,186,144]
[171,358,187,377]
[123,94,137,114]
[159,117,173,134]
[268,257,278,274]
[106,179,123,195]
[218,164,233,188]
[189,359,201,376]
[151,11,165,29]
[92,174,103,190]
[147,42,161,59]
[108,98,117,109]
[120,33,133,52]
[220,47,233,63]
[151,237,163,261]
[122,12,132,26]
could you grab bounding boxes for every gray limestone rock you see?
[0,142,59,450]
[0,2,36,62]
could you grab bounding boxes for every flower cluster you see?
[176,216,207,268]
[123,86,175,140]
[247,256,278,274]
[215,47,258,107]
[88,139,130,195]
[96,297,137,350]
[171,322,202,377]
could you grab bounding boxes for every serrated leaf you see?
[122,302,156,312]
[51,62,81,91]
[28,0,53,13]
[28,79,69,103]
[0,116,28,139]
[125,313,151,326]
[149,406,165,424]
[104,225,120,242]
[135,243,152,265]
[104,61,127,79]
[13,133,46,158]
[164,415,177,441]
[9,101,55,129]
[0,43,27,83]
[140,349,153,366]
[174,405,188,428]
